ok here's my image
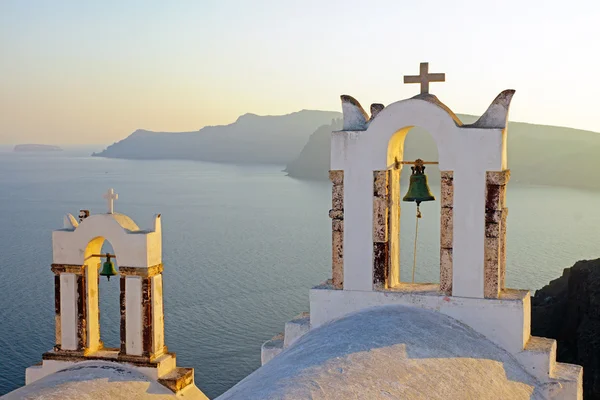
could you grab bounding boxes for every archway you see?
[387,126,441,287]
[83,237,120,352]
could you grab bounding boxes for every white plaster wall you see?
[126,276,143,356]
[52,213,161,268]
[310,288,529,354]
[152,274,165,355]
[331,98,505,298]
[146,215,162,267]
[60,273,78,351]
[261,343,283,365]
[25,360,76,384]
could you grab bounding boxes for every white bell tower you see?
[25,189,198,394]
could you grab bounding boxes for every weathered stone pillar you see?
[76,272,87,351]
[50,264,86,352]
[484,170,510,298]
[440,171,454,295]
[329,170,344,289]
[119,275,127,355]
[53,274,61,351]
[119,264,165,360]
[373,170,390,288]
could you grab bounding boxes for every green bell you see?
[403,159,435,206]
[99,254,117,281]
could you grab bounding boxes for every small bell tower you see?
[25,189,198,394]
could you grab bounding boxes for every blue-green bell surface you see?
[99,259,117,281]
[403,163,435,205]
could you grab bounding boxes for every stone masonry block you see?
[440,207,453,248]
[329,209,343,219]
[373,242,389,287]
[485,222,501,238]
[332,219,344,232]
[329,170,344,185]
[484,237,500,298]
[486,170,511,186]
[441,185,453,209]
[440,248,453,295]
[440,171,454,181]
[485,184,506,211]
[332,231,343,289]
[372,197,388,242]
[332,184,344,211]
[485,209,502,225]
[373,171,388,197]
[499,207,508,290]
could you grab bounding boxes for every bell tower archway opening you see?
[83,236,121,352]
[384,126,441,289]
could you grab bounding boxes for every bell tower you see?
[25,189,197,394]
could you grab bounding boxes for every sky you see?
[1,0,599,145]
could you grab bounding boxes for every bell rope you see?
[411,205,422,283]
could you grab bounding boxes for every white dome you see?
[219,305,547,400]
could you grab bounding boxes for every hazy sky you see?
[1,0,599,145]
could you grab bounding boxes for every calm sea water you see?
[0,149,599,398]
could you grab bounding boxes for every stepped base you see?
[545,363,583,400]
[517,336,557,382]
[158,367,195,393]
[261,333,284,365]
[27,348,197,394]
[284,312,310,348]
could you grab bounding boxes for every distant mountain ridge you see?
[93,108,600,191]
[93,110,341,165]
[285,114,600,191]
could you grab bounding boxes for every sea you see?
[0,148,599,398]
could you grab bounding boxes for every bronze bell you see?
[99,253,117,281]
[403,159,435,205]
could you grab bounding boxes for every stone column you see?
[484,170,510,298]
[119,264,165,360]
[440,171,454,295]
[373,170,390,288]
[119,275,127,355]
[329,170,344,289]
[53,274,61,350]
[50,264,86,352]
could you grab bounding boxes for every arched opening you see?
[84,236,121,352]
[387,126,441,287]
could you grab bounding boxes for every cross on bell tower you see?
[103,188,118,214]
[403,62,445,94]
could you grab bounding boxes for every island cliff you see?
[14,144,62,152]
[93,110,341,165]
[532,258,600,399]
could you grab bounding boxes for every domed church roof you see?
[218,305,548,400]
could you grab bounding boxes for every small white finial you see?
[103,188,118,214]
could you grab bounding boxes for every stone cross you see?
[103,188,118,214]
[403,62,445,94]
